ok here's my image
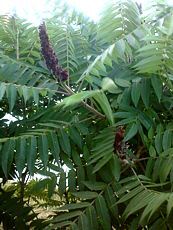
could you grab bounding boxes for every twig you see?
[80,100,105,119]
[130,166,147,190]
[62,83,105,119]
[77,79,84,92]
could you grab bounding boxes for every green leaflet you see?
[51,221,73,229]
[101,77,120,94]
[86,165,96,182]
[48,132,60,163]
[59,129,71,156]
[148,127,154,140]
[95,195,111,230]
[62,90,99,107]
[162,130,172,151]
[145,158,155,178]
[58,171,66,197]
[109,155,121,181]
[114,78,131,88]
[86,206,99,229]
[1,139,15,177]
[71,223,78,230]
[93,91,114,125]
[58,202,90,210]
[39,122,62,129]
[69,127,82,149]
[52,211,82,223]
[115,117,136,126]
[152,157,162,182]
[101,51,112,67]
[159,155,173,182]
[167,194,173,217]
[131,81,140,107]
[78,214,90,230]
[68,169,76,192]
[117,180,140,195]
[151,76,162,102]
[140,78,150,108]
[104,186,118,217]
[129,216,140,230]
[21,85,31,105]
[117,185,144,204]
[27,136,37,175]
[165,13,173,36]
[149,145,156,157]
[48,175,57,198]
[114,111,135,119]
[82,181,106,191]
[124,123,138,142]
[6,84,17,112]
[72,149,83,166]
[72,191,98,200]
[0,82,6,100]
[77,165,85,190]
[155,132,163,154]
[115,40,126,59]
[138,112,153,130]
[15,137,27,176]
[38,134,49,167]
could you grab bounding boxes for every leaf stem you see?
[62,83,105,119]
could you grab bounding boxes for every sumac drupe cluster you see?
[39,22,68,81]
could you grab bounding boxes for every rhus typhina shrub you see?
[0,1,173,229]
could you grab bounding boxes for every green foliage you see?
[0,187,46,229]
[1,0,173,229]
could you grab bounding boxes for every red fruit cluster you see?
[38,22,68,81]
[114,126,125,154]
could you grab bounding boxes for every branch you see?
[80,100,105,119]
[62,84,105,119]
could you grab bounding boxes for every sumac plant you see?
[1,0,173,229]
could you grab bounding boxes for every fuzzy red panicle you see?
[38,22,68,81]
[114,126,125,154]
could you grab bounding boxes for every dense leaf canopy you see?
[1,0,173,229]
